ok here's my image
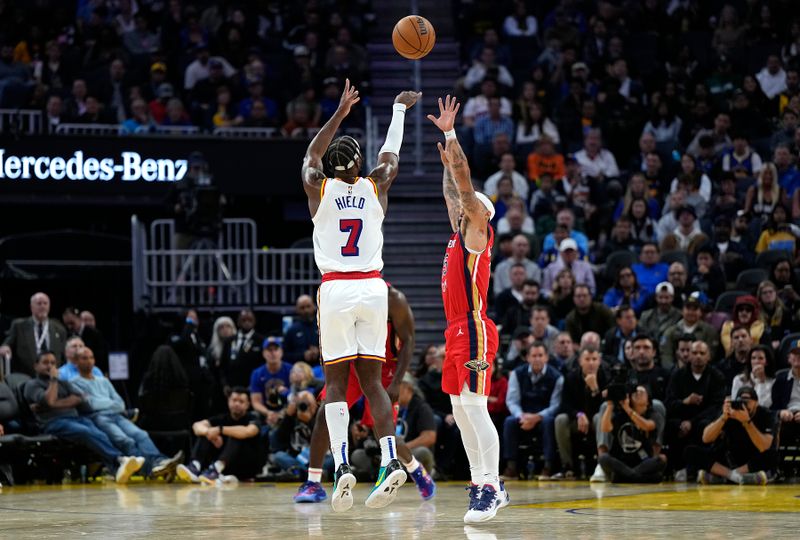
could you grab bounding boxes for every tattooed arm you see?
[440,148,461,232]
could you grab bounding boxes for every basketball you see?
[392,15,436,60]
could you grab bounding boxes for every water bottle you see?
[80,465,87,484]
[282,315,293,334]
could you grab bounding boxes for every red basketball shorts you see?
[442,314,498,397]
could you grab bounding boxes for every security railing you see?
[131,216,317,313]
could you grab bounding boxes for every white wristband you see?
[393,103,407,113]
[444,129,456,140]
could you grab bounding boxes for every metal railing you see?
[131,216,317,313]
[55,123,122,136]
[0,108,42,135]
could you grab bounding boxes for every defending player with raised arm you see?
[427,95,509,524]
[293,284,436,504]
[300,79,421,513]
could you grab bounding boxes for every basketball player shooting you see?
[427,95,510,524]
[301,79,420,512]
[293,283,436,504]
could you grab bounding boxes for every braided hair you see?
[325,136,362,175]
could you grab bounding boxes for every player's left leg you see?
[293,406,330,503]
[354,359,407,508]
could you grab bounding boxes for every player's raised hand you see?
[337,78,360,116]
[394,90,421,109]
[427,95,460,132]
[436,142,450,168]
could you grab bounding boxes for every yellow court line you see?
[519,485,800,513]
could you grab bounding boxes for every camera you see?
[266,387,286,411]
[297,401,309,413]
[607,363,635,402]
[730,399,746,411]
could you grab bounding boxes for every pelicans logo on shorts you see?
[464,359,490,372]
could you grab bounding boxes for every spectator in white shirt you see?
[184,44,236,90]
[463,79,513,127]
[484,153,529,200]
[574,129,620,179]
[755,54,787,100]
[464,48,514,91]
[503,1,538,38]
[516,101,560,146]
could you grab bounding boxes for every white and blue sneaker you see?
[463,484,502,524]
[331,464,356,512]
[498,480,510,509]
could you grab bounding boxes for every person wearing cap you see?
[685,385,776,485]
[145,62,168,101]
[771,343,800,446]
[665,340,727,479]
[640,282,682,338]
[542,237,595,297]
[184,43,235,90]
[660,292,719,369]
[250,337,292,419]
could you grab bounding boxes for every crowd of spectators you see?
[0,1,373,135]
[439,0,800,483]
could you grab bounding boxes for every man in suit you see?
[0,292,67,377]
[62,307,109,374]
[220,309,265,391]
[772,343,800,447]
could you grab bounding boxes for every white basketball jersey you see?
[312,177,384,274]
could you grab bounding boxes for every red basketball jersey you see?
[441,226,494,322]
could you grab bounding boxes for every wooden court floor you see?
[1,480,799,539]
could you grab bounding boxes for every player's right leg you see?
[318,280,359,512]
[293,405,330,503]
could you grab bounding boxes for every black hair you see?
[326,136,361,174]
[36,350,57,362]
[229,386,251,398]
[745,345,776,379]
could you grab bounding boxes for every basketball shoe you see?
[331,463,356,512]
[294,481,328,503]
[409,465,436,500]
[463,484,502,524]
[365,459,406,508]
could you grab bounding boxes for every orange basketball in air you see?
[392,15,436,60]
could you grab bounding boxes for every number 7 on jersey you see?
[339,218,363,256]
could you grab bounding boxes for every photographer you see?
[250,337,292,427]
[270,390,320,478]
[555,345,607,478]
[598,385,666,483]
[685,386,775,485]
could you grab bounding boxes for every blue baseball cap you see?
[263,336,283,349]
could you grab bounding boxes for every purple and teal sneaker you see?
[294,481,328,503]
[409,465,436,500]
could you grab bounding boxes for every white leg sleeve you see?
[458,384,500,489]
[450,394,484,486]
[378,104,407,156]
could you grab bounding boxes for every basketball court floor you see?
[1,480,798,538]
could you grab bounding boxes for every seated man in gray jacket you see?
[70,347,182,477]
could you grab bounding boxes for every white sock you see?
[214,460,225,473]
[451,394,485,486]
[728,470,743,484]
[457,387,501,491]
[402,456,421,473]
[325,402,350,469]
[379,436,397,467]
[307,467,322,483]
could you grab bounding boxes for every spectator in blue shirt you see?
[71,347,183,477]
[283,295,319,365]
[236,78,278,123]
[503,342,563,478]
[542,208,590,257]
[473,97,515,146]
[632,242,669,295]
[774,144,800,198]
[250,336,292,420]
[603,267,650,316]
[59,336,103,382]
